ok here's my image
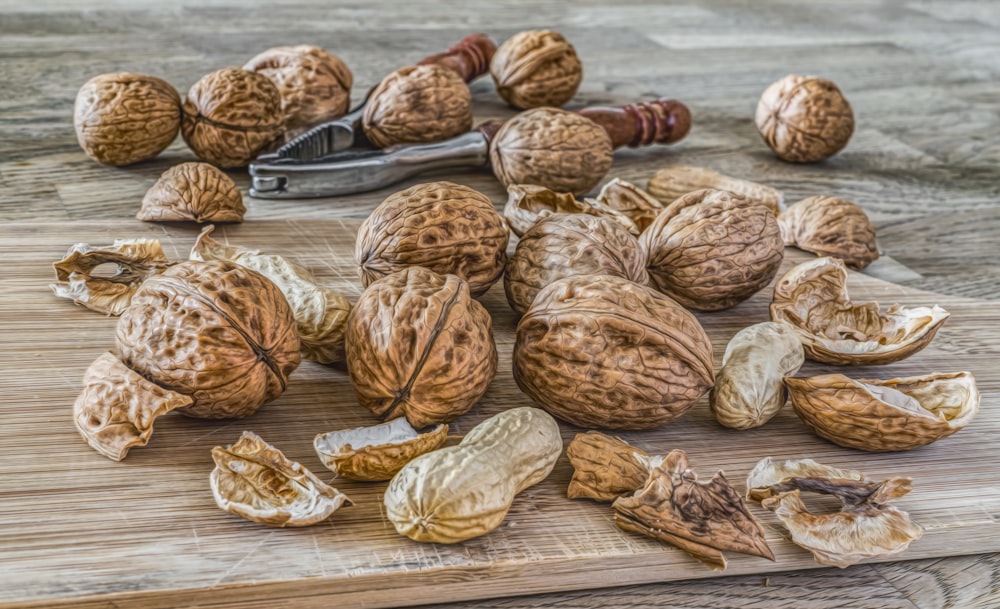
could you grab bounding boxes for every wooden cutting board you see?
[2,219,998,609]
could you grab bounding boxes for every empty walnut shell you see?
[770,257,949,365]
[640,189,784,311]
[181,68,284,168]
[490,30,582,109]
[345,266,497,428]
[779,196,879,270]
[504,213,649,315]
[116,259,301,419]
[138,162,245,223]
[566,431,659,502]
[491,108,613,196]
[503,183,639,237]
[786,372,980,452]
[756,74,854,163]
[647,166,783,216]
[514,274,714,429]
[314,418,448,481]
[362,64,473,148]
[587,178,665,232]
[356,181,509,297]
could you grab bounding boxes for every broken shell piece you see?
[647,165,784,215]
[210,431,351,527]
[51,238,175,315]
[770,257,949,365]
[566,431,662,502]
[778,196,879,270]
[314,418,448,481]
[138,162,246,223]
[503,183,640,237]
[191,225,351,364]
[612,450,775,571]
[74,352,192,461]
[586,178,664,232]
[786,372,980,451]
[745,457,865,502]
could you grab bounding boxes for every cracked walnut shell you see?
[647,166,783,216]
[314,418,448,481]
[502,183,639,237]
[756,74,854,163]
[587,178,665,233]
[778,196,879,270]
[490,30,582,109]
[138,163,245,223]
[566,431,660,502]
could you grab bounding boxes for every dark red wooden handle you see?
[578,99,692,149]
[417,33,497,83]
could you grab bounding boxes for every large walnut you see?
[362,64,473,148]
[756,74,854,163]
[355,181,509,297]
[490,30,582,109]
[504,213,649,315]
[778,196,879,270]
[116,259,301,419]
[345,266,497,428]
[490,107,613,196]
[244,45,353,131]
[181,68,284,168]
[137,162,245,223]
[640,189,784,311]
[514,274,714,429]
[74,73,181,166]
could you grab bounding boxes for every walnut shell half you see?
[138,162,245,223]
[647,165,783,216]
[490,30,582,109]
[314,418,448,481]
[755,74,854,163]
[778,196,879,270]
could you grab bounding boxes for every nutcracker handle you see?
[578,98,692,149]
[417,33,497,83]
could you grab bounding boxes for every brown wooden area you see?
[2,1,999,608]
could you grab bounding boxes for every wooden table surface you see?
[2,1,999,607]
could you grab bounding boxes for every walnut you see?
[786,371,980,451]
[566,431,659,502]
[647,165,783,216]
[640,189,784,311]
[116,259,301,419]
[770,257,950,365]
[756,74,854,163]
[490,30,582,109]
[137,162,245,223]
[504,213,649,315]
[503,183,639,237]
[587,178,665,232]
[490,107,614,196]
[356,181,509,297]
[74,72,181,166]
[513,274,714,429]
[779,196,879,270]
[181,68,283,168]
[345,266,497,428]
[362,64,473,148]
[314,419,448,481]
[244,45,353,131]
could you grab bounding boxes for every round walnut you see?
[640,189,784,311]
[491,107,613,196]
[74,73,181,166]
[137,162,245,223]
[345,266,497,428]
[181,68,284,168]
[355,181,509,297]
[490,30,582,109]
[504,213,649,315]
[756,74,854,163]
[116,259,301,419]
[362,64,473,148]
[514,274,714,430]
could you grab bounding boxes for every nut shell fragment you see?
[566,431,658,502]
[588,178,665,232]
[314,418,448,481]
[778,196,878,270]
[502,183,639,237]
[490,29,582,109]
[210,431,351,527]
[756,74,854,163]
[647,165,783,216]
[138,162,245,224]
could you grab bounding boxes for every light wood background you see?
[1,1,999,608]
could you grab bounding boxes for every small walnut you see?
[504,213,649,315]
[566,432,659,502]
[362,64,473,148]
[74,72,181,166]
[756,74,854,163]
[181,68,284,168]
[640,189,784,311]
[587,178,665,232]
[491,107,613,196]
[345,266,497,428]
[244,45,353,131]
[314,418,448,481]
[356,181,509,297]
[116,259,301,419]
[779,196,879,270]
[647,166,783,216]
[137,163,245,223]
[490,30,582,109]
[514,274,714,430]
[503,183,639,237]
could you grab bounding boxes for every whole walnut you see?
[181,68,284,168]
[74,73,181,166]
[756,74,854,163]
[356,181,509,297]
[504,213,649,315]
[345,266,497,428]
[514,274,714,430]
[244,45,353,131]
[491,107,613,195]
[490,30,582,109]
[362,64,473,148]
[640,189,784,311]
[116,259,301,419]
[137,162,245,223]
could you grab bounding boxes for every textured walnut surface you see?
[566,431,655,502]
[490,29,582,109]
[138,162,245,223]
[779,195,879,269]
[755,74,854,163]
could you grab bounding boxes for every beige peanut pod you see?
[384,407,562,543]
[710,322,804,429]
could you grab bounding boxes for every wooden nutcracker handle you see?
[578,98,692,149]
[418,33,497,83]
